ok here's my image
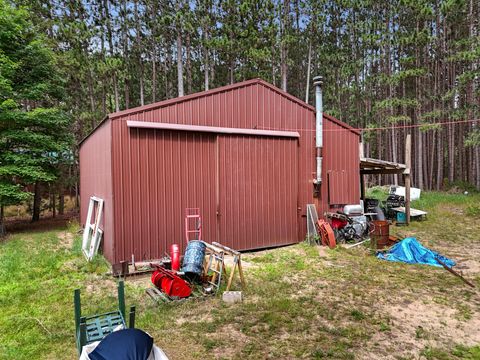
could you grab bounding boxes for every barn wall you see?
[79,118,114,262]
[321,115,361,215]
[111,128,217,262]
[109,82,318,263]
[106,80,359,263]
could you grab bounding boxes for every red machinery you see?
[316,219,336,249]
[151,266,192,298]
[170,244,180,271]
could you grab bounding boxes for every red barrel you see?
[170,244,180,271]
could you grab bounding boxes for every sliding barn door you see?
[217,135,299,250]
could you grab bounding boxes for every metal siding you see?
[111,127,217,262]
[79,119,114,262]
[321,116,360,214]
[217,135,298,250]
[107,81,360,262]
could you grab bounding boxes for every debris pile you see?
[366,186,427,224]
[144,207,246,303]
[307,202,400,249]
[146,240,246,303]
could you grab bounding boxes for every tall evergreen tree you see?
[0,0,72,231]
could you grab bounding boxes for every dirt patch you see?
[85,277,117,296]
[212,324,250,359]
[57,231,74,249]
[125,274,152,288]
[362,297,480,359]
[61,258,81,272]
[175,312,214,326]
[317,246,329,258]
[223,255,254,269]
[5,211,78,233]
[455,259,480,275]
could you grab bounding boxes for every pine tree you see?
[0,0,72,231]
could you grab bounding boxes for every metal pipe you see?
[313,75,323,184]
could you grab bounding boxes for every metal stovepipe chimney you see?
[313,75,323,184]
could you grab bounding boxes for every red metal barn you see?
[79,79,360,264]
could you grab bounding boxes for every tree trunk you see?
[113,73,119,112]
[177,32,184,97]
[475,148,480,190]
[32,182,41,222]
[133,0,144,106]
[186,32,192,94]
[0,205,5,237]
[139,63,145,106]
[51,188,56,218]
[165,45,173,98]
[104,0,119,112]
[124,79,130,109]
[436,129,444,190]
[122,0,130,109]
[280,0,290,92]
[305,40,312,104]
[88,69,95,121]
[59,191,65,216]
[203,28,209,91]
[152,45,157,102]
[229,58,234,85]
[429,132,436,190]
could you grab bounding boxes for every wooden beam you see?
[360,157,407,169]
[361,169,407,175]
[126,120,300,138]
[404,134,412,225]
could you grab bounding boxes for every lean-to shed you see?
[80,79,360,264]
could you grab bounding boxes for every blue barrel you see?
[181,240,206,277]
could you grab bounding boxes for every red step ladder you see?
[185,208,202,243]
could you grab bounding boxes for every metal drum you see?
[181,240,206,278]
[370,220,389,249]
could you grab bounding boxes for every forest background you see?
[1,0,479,228]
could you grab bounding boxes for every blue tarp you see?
[377,237,456,267]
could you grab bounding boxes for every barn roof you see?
[80,78,359,146]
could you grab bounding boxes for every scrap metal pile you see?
[308,202,399,249]
[145,208,245,303]
[146,240,246,303]
[307,186,428,249]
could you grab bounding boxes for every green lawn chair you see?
[74,280,136,355]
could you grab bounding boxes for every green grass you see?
[0,222,110,359]
[1,191,480,359]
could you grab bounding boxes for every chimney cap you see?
[313,75,323,86]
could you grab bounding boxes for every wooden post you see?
[404,134,411,225]
[359,142,365,202]
[360,173,365,201]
